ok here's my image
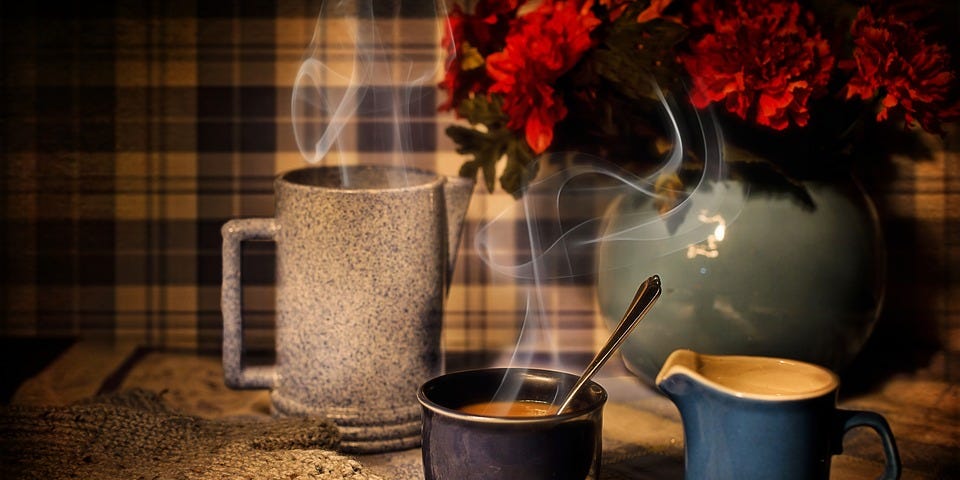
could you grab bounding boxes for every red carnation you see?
[844,6,960,135]
[598,0,632,21]
[679,0,834,130]
[486,0,601,153]
[636,0,676,23]
[438,0,521,112]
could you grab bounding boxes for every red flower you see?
[844,6,960,134]
[486,1,601,153]
[636,0,675,23]
[597,0,632,21]
[439,0,521,112]
[679,0,834,130]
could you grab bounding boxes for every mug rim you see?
[277,165,444,193]
[417,367,608,425]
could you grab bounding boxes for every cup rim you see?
[277,165,444,193]
[417,367,608,425]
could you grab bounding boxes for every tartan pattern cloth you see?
[1,2,957,381]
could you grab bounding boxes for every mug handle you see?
[835,409,902,480]
[221,218,279,389]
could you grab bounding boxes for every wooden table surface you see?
[9,340,959,479]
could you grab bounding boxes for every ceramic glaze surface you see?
[657,350,901,480]
[680,351,838,399]
[597,179,885,382]
[221,165,473,453]
[418,368,606,480]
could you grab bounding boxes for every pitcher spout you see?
[443,176,475,285]
[655,349,705,402]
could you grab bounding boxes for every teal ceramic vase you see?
[596,176,885,383]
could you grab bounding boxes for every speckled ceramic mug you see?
[221,165,473,453]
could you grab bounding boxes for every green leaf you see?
[447,125,505,193]
[445,95,531,194]
[583,5,688,101]
[458,159,481,179]
[499,137,537,197]
[456,95,508,128]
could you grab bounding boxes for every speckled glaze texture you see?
[221,165,473,453]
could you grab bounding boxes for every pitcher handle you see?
[835,409,902,480]
[221,218,279,389]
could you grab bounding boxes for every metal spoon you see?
[555,275,662,415]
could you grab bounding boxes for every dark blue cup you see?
[417,368,607,480]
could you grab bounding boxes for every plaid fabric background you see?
[1,1,957,382]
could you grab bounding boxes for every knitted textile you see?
[0,389,382,479]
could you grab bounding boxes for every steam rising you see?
[477,85,736,279]
[480,84,743,404]
[290,1,743,408]
[291,1,452,185]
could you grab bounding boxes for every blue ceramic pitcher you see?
[657,349,901,480]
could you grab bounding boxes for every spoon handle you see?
[556,275,662,414]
